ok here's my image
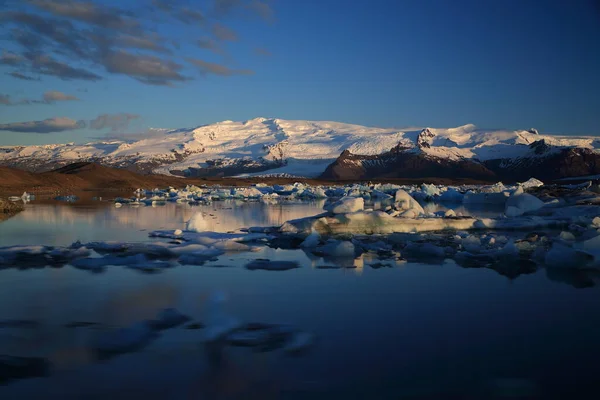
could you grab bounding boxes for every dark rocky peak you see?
[529,139,551,155]
[417,128,435,149]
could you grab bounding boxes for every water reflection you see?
[0,199,326,246]
[2,199,600,398]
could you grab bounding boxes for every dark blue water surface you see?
[0,200,599,399]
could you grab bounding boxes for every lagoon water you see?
[1,199,599,399]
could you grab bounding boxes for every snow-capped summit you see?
[0,118,598,181]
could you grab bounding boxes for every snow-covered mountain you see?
[1,117,599,181]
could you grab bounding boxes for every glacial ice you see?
[395,190,425,215]
[324,196,364,214]
[505,189,545,217]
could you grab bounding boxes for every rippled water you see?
[1,199,599,399]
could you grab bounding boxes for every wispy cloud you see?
[0,0,273,85]
[0,117,85,133]
[188,58,254,76]
[0,112,140,133]
[43,91,79,103]
[197,37,226,56]
[6,71,40,81]
[0,90,79,105]
[100,49,188,86]
[88,113,140,131]
[211,23,238,41]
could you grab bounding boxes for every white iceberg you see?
[324,196,364,214]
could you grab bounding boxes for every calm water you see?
[1,200,599,399]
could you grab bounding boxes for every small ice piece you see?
[439,187,464,203]
[497,239,518,258]
[394,190,424,215]
[93,321,157,358]
[520,177,544,189]
[283,331,315,354]
[316,240,355,258]
[245,259,300,271]
[213,240,251,252]
[371,190,392,200]
[462,235,481,253]
[545,243,593,269]
[324,196,364,214]
[420,183,441,199]
[114,202,122,208]
[178,248,224,265]
[559,231,576,241]
[505,190,545,217]
[232,187,263,198]
[174,229,183,236]
[591,217,600,228]
[443,209,456,218]
[150,308,191,330]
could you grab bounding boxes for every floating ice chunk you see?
[174,229,183,236]
[245,259,300,271]
[444,209,456,218]
[505,192,545,217]
[316,240,355,258]
[186,212,208,232]
[545,243,593,269]
[439,187,464,203]
[481,182,507,193]
[213,240,251,252]
[394,190,424,215]
[371,190,392,199]
[591,217,600,228]
[398,209,421,219]
[520,177,544,189]
[178,248,224,265]
[114,202,122,208]
[559,231,576,241]
[298,186,327,199]
[232,187,263,198]
[463,191,509,205]
[462,235,482,252]
[93,321,157,358]
[324,196,364,214]
[497,239,518,257]
[420,183,441,199]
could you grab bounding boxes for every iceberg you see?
[505,187,545,217]
[324,196,364,214]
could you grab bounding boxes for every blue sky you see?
[1,0,599,145]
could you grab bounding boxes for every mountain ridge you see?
[1,117,599,181]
